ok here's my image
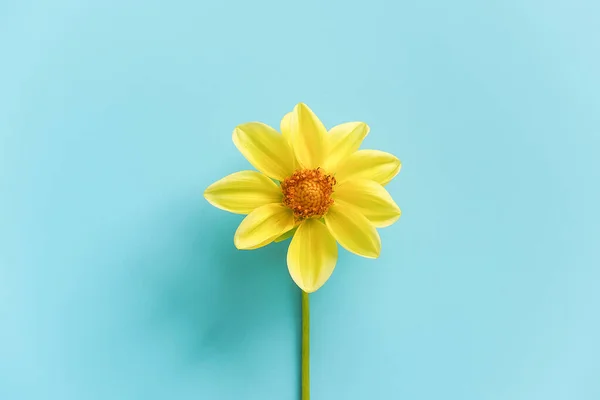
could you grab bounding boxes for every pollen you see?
[281,168,336,220]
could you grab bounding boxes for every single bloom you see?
[204,103,401,293]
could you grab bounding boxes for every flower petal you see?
[280,111,298,170]
[204,171,282,214]
[274,226,298,242]
[287,219,338,293]
[290,103,328,169]
[280,112,292,143]
[335,149,401,185]
[324,203,381,258]
[234,204,295,250]
[323,122,369,172]
[233,122,295,181]
[245,237,279,250]
[334,179,401,227]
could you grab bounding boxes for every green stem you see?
[302,290,310,400]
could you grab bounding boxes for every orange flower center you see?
[281,168,336,219]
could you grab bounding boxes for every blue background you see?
[1,0,599,399]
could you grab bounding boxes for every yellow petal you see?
[204,171,282,214]
[324,203,381,258]
[323,122,369,172]
[290,103,328,169]
[280,112,292,143]
[334,179,401,227]
[335,149,401,185]
[274,226,298,242]
[280,111,298,170]
[287,219,338,293]
[233,122,295,181]
[234,204,295,250]
[245,237,279,250]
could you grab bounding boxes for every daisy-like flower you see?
[204,103,401,293]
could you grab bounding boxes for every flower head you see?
[204,103,401,292]
[281,168,336,219]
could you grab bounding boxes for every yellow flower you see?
[204,103,401,293]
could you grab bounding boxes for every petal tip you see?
[290,278,322,294]
[233,235,242,250]
[361,248,380,259]
[203,193,230,214]
[356,121,370,134]
[294,102,317,118]
[203,184,217,199]
[231,127,241,146]
[382,158,402,185]
[394,159,402,174]
[363,249,380,259]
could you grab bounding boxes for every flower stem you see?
[301,290,310,400]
